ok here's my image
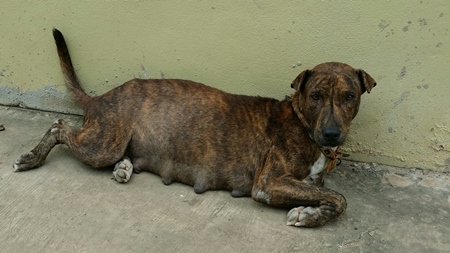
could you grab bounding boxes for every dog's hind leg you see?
[113,156,133,183]
[14,118,130,173]
[13,119,68,171]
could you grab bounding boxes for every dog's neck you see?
[290,93,311,129]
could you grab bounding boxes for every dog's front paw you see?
[286,206,320,227]
[113,157,133,183]
[13,152,44,172]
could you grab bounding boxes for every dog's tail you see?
[52,28,90,107]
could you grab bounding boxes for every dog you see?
[13,29,376,227]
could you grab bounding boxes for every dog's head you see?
[290,62,376,147]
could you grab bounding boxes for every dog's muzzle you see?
[319,127,342,147]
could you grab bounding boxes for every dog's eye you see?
[345,94,355,101]
[310,93,320,100]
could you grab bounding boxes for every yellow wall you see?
[1,1,449,170]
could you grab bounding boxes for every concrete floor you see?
[1,106,449,253]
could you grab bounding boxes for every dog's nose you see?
[322,127,341,142]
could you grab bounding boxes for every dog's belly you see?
[115,79,277,196]
[129,150,255,197]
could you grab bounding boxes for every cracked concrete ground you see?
[0,106,449,253]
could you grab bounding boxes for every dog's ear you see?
[291,69,313,92]
[356,69,377,94]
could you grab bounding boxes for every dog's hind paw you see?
[13,152,44,172]
[113,157,133,183]
[286,206,320,227]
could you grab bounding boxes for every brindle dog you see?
[13,29,376,227]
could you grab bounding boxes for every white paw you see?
[286,206,319,227]
[113,157,133,183]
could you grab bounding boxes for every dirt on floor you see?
[0,106,449,253]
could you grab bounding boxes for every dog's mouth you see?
[317,139,344,148]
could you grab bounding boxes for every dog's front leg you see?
[252,171,346,228]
